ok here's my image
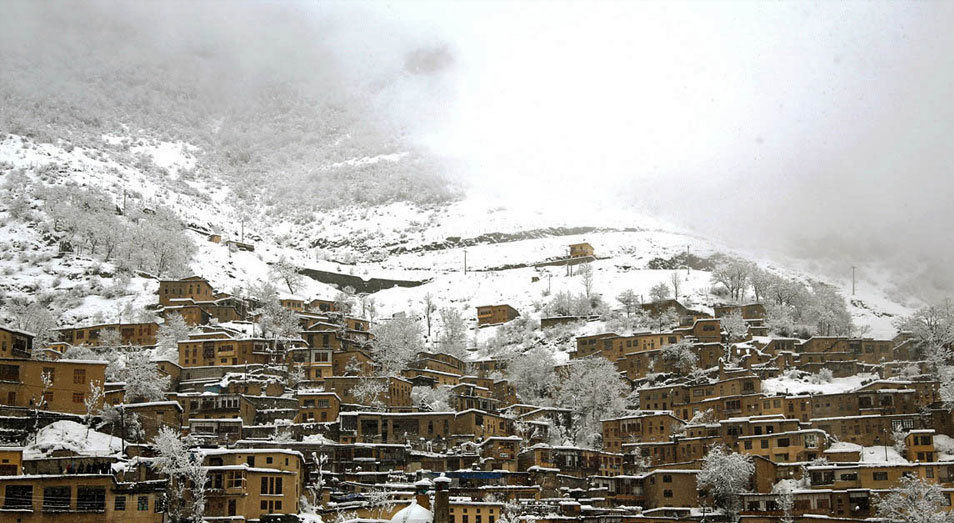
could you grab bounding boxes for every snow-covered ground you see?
[0,132,916,340]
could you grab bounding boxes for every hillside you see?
[0,132,912,350]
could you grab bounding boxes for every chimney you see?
[414,478,432,510]
[434,474,451,523]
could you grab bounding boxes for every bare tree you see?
[669,271,681,299]
[580,262,595,299]
[423,293,437,340]
[271,256,303,294]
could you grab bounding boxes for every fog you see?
[5,1,954,300]
[360,1,954,301]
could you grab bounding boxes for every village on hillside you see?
[0,240,949,523]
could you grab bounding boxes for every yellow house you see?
[0,447,23,475]
[202,449,303,520]
[905,429,936,462]
[0,326,33,359]
[0,358,107,415]
[296,391,341,423]
[568,242,594,258]
[0,473,164,522]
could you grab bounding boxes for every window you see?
[744,440,753,449]
[761,439,769,449]
[663,489,673,498]
[662,474,672,483]
[73,368,86,384]
[4,485,32,510]
[0,364,20,382]
[114,495,126,511]
[138,496,149,511]
[43,486,71,512]
[872,471,889,481]
[76,486,106,512]
[73,392,85,404]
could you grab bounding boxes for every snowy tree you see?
[157,313,192,361]
[749,267,772,303]
[876,475,954,523]
[896,301,954,372]
[352,377,387,408]
[153,427,205,522]
[31,370,54,445]
[270,256,303,294]
[363,296,377,322]
[556,357,628,448]
[370,315,423,375]
[437,308,468,360]
[892,426,909,456]
[334,286,357,316]
[721,310,748,342]
[765,303,797,337]
[808,368,834,384]
[649,282,671,302]
[660,340,698,375]
[803,283,853,336]
[712,260,751,302]
[669,271,682,299]
[506,346,557,405]
[251,281,300,356]
[8,301,57,349]
[646,308,680,331]
[411,385,452,411]
[773,480,795,523]
[62,344,98,361]
[84,380,104,438]
[99,328,123,349]
[767,275,808,307]
[122,352,170,402]
[546,291,575,317]
[697,444,754,522]
[616,289,639,317]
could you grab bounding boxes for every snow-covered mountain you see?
[0,132,913,344]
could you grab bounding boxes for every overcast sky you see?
[327,1,954,299]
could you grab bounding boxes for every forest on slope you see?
[0,1,459,213]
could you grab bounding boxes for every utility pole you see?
[851,266,856,295]
[686,245,690,275]
[463,249,468,274]
[119,404,126,456]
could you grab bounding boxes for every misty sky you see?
[332,1,954,299]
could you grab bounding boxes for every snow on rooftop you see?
[761,373,876,395]
[25,420,127,460]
